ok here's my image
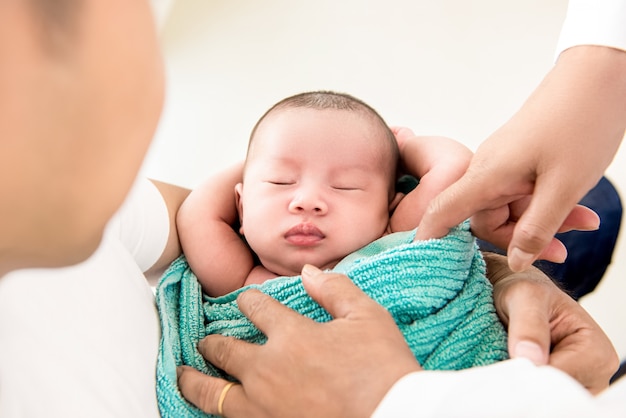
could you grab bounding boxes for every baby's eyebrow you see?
[330,164,374,176]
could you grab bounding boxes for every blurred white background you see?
[145,0,625,360]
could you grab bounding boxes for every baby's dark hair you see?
[248,90,399,196]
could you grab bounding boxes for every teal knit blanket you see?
[156,222,508,417]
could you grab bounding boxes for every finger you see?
[471,209,568,264]
[416,174,499,241]
[548,332,608,394]
[556,204,600,233]
[389,126,415,138]
[471,211,515,251]
[390,126,416,150]
[473,203,598,244]
[511,204,596,264]
[500,285,551,365]
[300,264,384,319]
[547,302,619,394]
[507,180,582,271]
[177,366,246,416]
[535,239,567,264]
[236,288,314,336]
[197,334,258,379]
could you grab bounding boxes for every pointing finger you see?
[416,172,507,241]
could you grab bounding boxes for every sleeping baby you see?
[156,91,509,417]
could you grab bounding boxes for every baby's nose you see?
[288,189,328,214]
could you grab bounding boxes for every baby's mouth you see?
[284,223,325,246]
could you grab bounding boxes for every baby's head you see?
[237,91,399,276]
[246,91,399,194]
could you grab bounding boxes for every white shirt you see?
[373,358,626,418]
[556,0,626,55]
[0,178,168,417]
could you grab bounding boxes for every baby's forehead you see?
[247,107,396,177]
[251,106,389,148]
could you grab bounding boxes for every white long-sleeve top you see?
[373,358,626,417]
[556,0,626,55]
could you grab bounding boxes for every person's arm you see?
[177,162,257,296]
[416,0,626,271]
[416,44,626,270]
[388,127,472,232]
[176,263,618,416]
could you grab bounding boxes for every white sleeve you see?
[372,358,624,418]
[107,177,170,272]
[556,0,626,57]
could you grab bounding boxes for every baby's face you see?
[237,107,392,276]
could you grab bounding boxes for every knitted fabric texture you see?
[156,222,508,417]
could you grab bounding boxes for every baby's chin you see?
[267,258,341,277]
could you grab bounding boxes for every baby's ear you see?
[234,183,245,235]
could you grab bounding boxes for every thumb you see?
[507,179,581,271]
[504,291,551,365]
[300,264,381,319]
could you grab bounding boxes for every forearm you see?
[177,163,255,295]
[187,219,255,296]
[500,46,626,199]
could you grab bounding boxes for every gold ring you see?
[217,381,237,416]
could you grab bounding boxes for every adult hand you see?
[416,45,626,272]
[484,252,619,394]
[177,264,421,417]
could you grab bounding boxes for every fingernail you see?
[301,264,321,279]
[508,247,535,272]
[513,341,547,365]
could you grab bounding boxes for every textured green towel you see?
[156,222,508,417]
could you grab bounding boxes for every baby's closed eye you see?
[331,185,362,191]
[264,178,296,186]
